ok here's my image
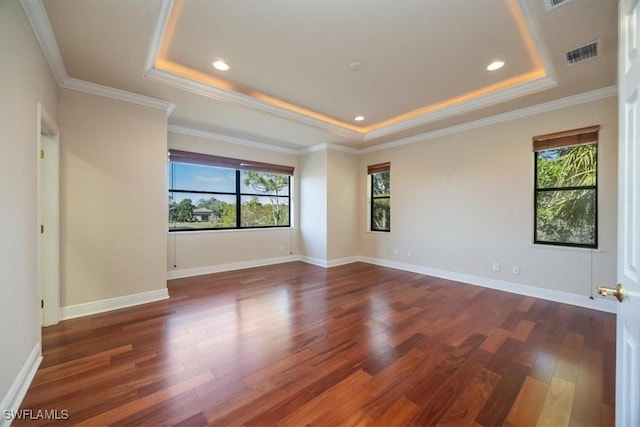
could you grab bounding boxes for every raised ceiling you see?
[37,0,617,150]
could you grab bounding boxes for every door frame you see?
[37,102,60,327]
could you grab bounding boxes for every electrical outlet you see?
[394,248,399,256]
[407,250,412,258]
[279,245,284,252]
[492,262,500,272]
[512,266,520,275]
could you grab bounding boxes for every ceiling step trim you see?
[146,0,558,141]
[145,68,363,140]
[144,0,174,74]
[364,75,558,141]
[359,85,617,154]
[171,86,616,156]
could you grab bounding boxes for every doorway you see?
[37,103,60,327]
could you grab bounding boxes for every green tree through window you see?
[368,162,391,232]
[168,151,292,231]
[535,142,597,247]
[243,171,289,226]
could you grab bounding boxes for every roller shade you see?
[168,149,294,175]
[532,125,600,152]
[367,162,390,174]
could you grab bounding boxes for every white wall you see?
[299,150,328,261]
[327,149,359,261]
[0,0,59,409]
[59,89,168,306]
[167,131,299,274]
[359,97,618,298]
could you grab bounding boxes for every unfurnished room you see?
[1,0,638,426]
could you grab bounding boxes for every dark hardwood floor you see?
[18,262,615,426]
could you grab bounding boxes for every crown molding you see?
[325,143,360,155]
[300,143,360,155]
[61,78,175,116]
[21,0,616,157]
[360,85,618,154]
[21,0,175,115]
[20,0,68,85]
[168,125,300,155]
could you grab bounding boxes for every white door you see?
[617,1,640,425]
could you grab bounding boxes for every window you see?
[533,126,599,248]
[168,150,293,231]
[368,162,391,232]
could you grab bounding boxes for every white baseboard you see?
[358,256,617,314]
[326,256,360,268]
[299,256,327,267]
[168,255,301,280]
[168,253,616,314]
[299,256,359,268]
[0,343,42,427]
[60,288,169,320]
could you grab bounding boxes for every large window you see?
[168,150,293,231]
[533,126,598,248]
[368,162,391,232]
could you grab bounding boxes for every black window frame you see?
[368,163,391,233]
[533,126,599,249]
[168,151,293,232]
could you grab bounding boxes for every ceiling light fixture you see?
[350,61,364,71]
[354,116,365,121]
[212,60,230,71]
[486,60,505,71]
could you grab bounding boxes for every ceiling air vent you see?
[565,40,601,66]
[544,0,571,12]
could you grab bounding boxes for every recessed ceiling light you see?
[354,116,365,121]
[486,60,505,71]
[212,60,230,71]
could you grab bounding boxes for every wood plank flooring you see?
[18,262,615,426]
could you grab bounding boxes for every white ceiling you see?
[36,0,617,151]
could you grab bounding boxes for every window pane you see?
[372,171,390,196]
[240,195,289,227]
[169,163,236,193]
[240,171,289,195]
[536,189,596,245]
[169,192,236,230]
[536,144,597,189]
[372,198,390,232]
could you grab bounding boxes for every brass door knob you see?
[597,284,625,303]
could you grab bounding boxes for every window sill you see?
[530,244,604,253]
[169,227,294,236]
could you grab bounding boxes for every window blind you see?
[532,125,600,152]
[168,149,294,175]
[367,162,391,175]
